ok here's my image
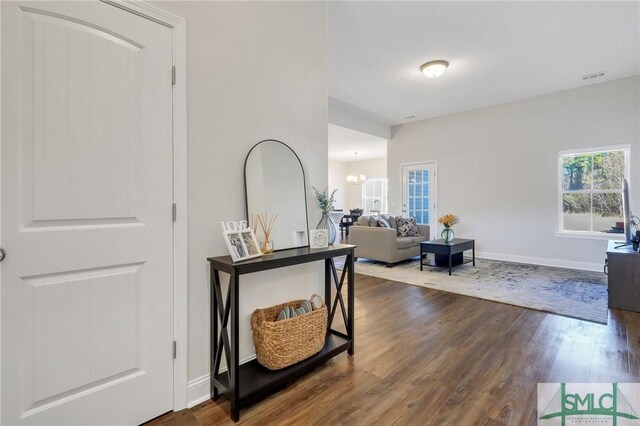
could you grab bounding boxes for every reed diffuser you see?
[256,212,277,254]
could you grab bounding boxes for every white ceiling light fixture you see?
[346,152,366,185]
[420,60,449,78]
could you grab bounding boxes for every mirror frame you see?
[243,139,310,250]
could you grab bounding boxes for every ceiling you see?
[328,123,387,161]
[328,1,640,126]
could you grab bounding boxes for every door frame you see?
[400,161,438,239]
[0,0,188,413]
[94,0,189,411]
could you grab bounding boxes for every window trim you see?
[557,144,630,238]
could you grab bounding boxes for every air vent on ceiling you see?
[582,71,605,81]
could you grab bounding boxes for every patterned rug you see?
[336,256,608,324]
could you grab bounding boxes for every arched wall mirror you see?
[244,140,309,251]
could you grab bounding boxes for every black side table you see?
[420,238,475,275]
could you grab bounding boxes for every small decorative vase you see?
[316,212,337,245]
[441,226,455,243]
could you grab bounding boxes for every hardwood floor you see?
[149,274,640,425]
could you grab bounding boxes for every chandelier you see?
[346,152,366,185]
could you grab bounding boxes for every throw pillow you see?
[377,217,391,228]
[396,217,420,237]
[381,214,397,229]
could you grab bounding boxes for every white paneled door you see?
[1,2,175,424]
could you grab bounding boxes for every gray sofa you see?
[348,215,430,267]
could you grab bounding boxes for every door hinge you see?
[173,341,177,359]
[171,65,176,86]
[172,203,177,222]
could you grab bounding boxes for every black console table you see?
[207,244,356,422]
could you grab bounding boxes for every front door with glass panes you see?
[402,163,436,239]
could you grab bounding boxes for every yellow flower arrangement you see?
[438,214,459,228]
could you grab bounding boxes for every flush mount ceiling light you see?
[420,60,449,78]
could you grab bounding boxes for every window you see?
[362,178,387,214]
[559,146,629,235]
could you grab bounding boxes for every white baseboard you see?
[187,374,211,409]
[186,355,256,409]
[475,251,603,272]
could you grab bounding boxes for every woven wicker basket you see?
[251,297,327,370]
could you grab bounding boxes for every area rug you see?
[336,257,608,324]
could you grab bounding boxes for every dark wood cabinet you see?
[606,240,640,313]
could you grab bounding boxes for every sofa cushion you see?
[396,217,420,237]
[356,216,371,226]
[396,236,424,250]
[355,215,380,227]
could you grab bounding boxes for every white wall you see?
[153,1,328,402]
[329,97,391,140]
[344,158,387,210]
[328,159,347,210]
[389,76,640,271]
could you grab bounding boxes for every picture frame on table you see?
[310,229,329,249]
[221,220,262,262]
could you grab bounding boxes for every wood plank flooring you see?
[149,274,640,425]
